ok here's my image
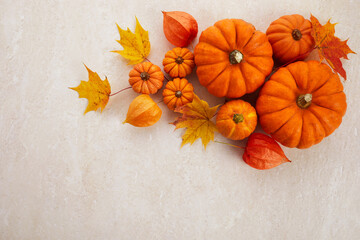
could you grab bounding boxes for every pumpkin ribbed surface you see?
[163,78,194,110]
[266,14,314,63]
[194,19,274,98]
[163,47,195,78]
[256,61,347,149]
[129,62,164,94]
[216,99,257,140]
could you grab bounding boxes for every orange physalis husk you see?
[162,11,198,47]
[123,94,162,127]
[243,133,291,170]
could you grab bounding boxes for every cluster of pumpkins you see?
[128,14,346,149]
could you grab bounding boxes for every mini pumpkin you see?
[194,19,274,98]
[256,61,347,149]
[266,14,314,63]
[163,47,195,78]
[163,78,194,110]
[129,62,164,94]
[216,99,257,140]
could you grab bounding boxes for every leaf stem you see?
[109,86,132,96]
[214,140,245,149]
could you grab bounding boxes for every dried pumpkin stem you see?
[175,90,182,98]
[229,50,243,64]
[175,56,184,64]
[233,113,244,124]
[297,93,312,109]
[292,29,302,41]
[140,72,150,81]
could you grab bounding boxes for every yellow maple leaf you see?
[172,94,219,149]
[112,17,151,64]
[70,65,111,114]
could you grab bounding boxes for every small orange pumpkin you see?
[266,14,314,63]
[256,61,347,149]
[194,19,274,98]
[163,78,194,110]
[163,47,195,78]
[129,62,164,94]
[216,100,257,140]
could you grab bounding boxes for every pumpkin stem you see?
[140,72,150,81]
[292,29,302,41]
[175,56,184,64]
[233,113,244,124]
[175,90,182,98]
[229,50,243,64]
[297,93,312,109]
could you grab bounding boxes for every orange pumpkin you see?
[163,47,195,78]
[129,62,164,94]
[194,19,274,98]
[266,14,314,63]
[256,61,347,149]
[216,99,257,140]
[163,78,194,110]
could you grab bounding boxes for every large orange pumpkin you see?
[194,19,274,98]
[256,61,347,149]
[266,14,314,63]
[216,99,257,140]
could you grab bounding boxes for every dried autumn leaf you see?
[70,65,111,114]
[310,14,355,79]
[172,94,219,149]
[112,17,150,65]
[243,133,290,170]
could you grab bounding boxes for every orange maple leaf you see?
[70,65,111,114]
[310,14,355,80]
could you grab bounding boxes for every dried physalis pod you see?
[243,133,291,170]
[162,11,198,47]
[123,94,162,127]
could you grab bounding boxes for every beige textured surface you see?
[1,0,360,239]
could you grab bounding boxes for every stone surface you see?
[1,0,359,239]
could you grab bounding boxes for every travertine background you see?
[1,0,359,239]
